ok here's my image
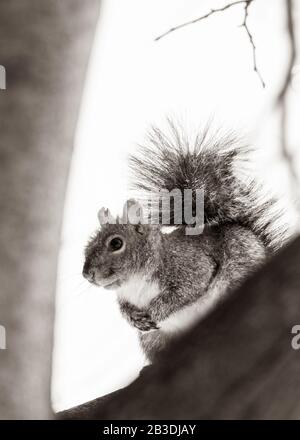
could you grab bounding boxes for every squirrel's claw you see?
[119,301,159,332]
[130,310,159,331]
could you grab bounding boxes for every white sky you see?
[52,0,300,411]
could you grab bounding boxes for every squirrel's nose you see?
[82,262,96,283]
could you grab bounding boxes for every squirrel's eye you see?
[109,237,124,252]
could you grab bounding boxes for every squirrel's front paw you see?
[129,309,159,332]
[119,301,159,331]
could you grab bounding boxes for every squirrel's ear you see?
[98,207,115,226]
[122,199,143,224]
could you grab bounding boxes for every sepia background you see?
[52,0,300,411]
[0,0,299,419]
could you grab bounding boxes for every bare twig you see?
[155,0,265,88]
[155,0,252,41]
[155,0,298,193]
[241,1,265,87]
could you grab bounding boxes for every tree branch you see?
[60,236,300,419]
[280,98,298,188]
[241,1,265,87]
[277,0,296,103]
[155,0,252,41]
[276,0,298,195]
[155,0,265,88]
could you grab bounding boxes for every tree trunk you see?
[0,0,100,419]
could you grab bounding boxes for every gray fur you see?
[83,123,288,362]
[139,224,266,361]
[130,122,289,252]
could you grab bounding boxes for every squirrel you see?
[83,123,289,362]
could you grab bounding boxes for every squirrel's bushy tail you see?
[130,121,290,252]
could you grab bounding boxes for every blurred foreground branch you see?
[60,236,300,419]
[277,0,296,104]
[277,0,298,195]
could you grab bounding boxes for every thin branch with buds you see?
[155,0,265,87]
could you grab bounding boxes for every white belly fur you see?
[116,274,160,308]
[117,275,221,335]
